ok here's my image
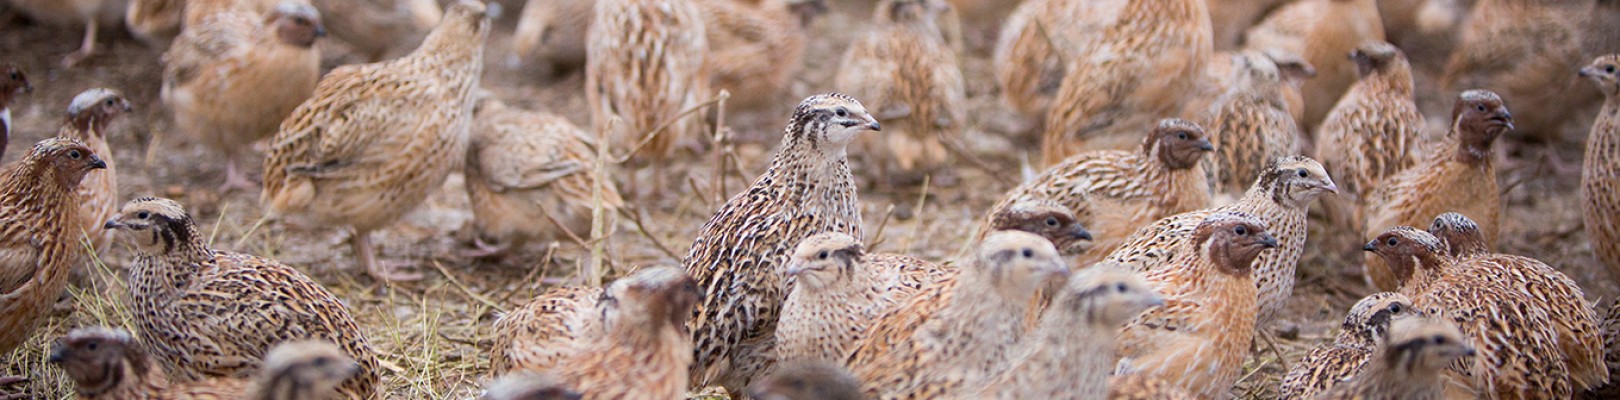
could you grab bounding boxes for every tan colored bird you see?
[849,231,1071,400]
[0,138,106,391]
[991,0,1120,118]
[464,99,624,258]
[972,197,1094,256]
[1314,40,1423,240]
[776,232,893,366]
[1316,316,1477,400]
[1580,54,1620,282]
[555,267,700,400]
[699,0,813,110]
[162,0,324,191]
[1279,292,1418,399]
[1105,156,1336,327]
[1583,301,1620,399]
[997,119,1214,266]
[1442,0,1586,144]
[0,64,31,160]
[1365,227,1574,399]
[1427,212,1609,391]
[54,88,132,255]
[1206,0,1293,50]
[837,0,965,185]
[250,340,361,400]
[1106,373,1197,400]
[1114,212,1278,400]
[261,0,489,281]
[1363,90,1512,291]
[49,327,250,400]
[482,371,583,400]
[1042,0,1212,161]
[490,286,602,376]
[1242,0,1385,133]
[1196,49,1313,196]
[975,264,1163,400]
[748,361,866,400]
[124,0,284,47]
[512,0,594,75]
[684,94,878,393]
[310,0,441,62]
[5,0,125,66]
[586,0,708,196]
[104,197,381,399]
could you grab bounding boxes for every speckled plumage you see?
[1427,212,1609,391]
[848,231,1070,400]
[1581,300,1620,399]
[1316,317,1477,400]
[1106,373,1196,400]
[489,286,603,376]
[776,233,894,366]
[54,88,131,255]
[1363,90,1511,291]
[975,264,1163,400]
[1041,0,1211,160]
[162,0,323,191]
[991,0,1121,117]
[684,94,878,393]
[0,138,105,358]
[1104,156,1335,327]
[49,327,250,400]
[749,361,866,400]
[261,0,488,281]
[997,119,1213,265]
[586,0,708,177]
[699,0,810,110]
[1196,50,1310,196]
[1365,227,1574,399]
[0,64,30,160]
[1242,0,1384,132]
[1581,54,1620,283]
[464,99,623,257]
[106,197,381,399]
[512,0,594,74]
[482,371,583,400]
[250,340,361,400]
[1114,212,1278,400]
[837,0,965,183]
[1279,292,1418,399]
[1442,0,1586,143]
[1314,41,1422,237]
[556,267,700,400]
[311,0,441,62]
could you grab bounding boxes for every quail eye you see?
[1234,225,1247,235]
[8,73,16,80]
[1021,248,1034,258]
[312,357,329,367]
[1607,65,1616,73]
[1476,105,1486,112]
[1176,132,1188,140]
[1387,237,1399,246]
[137,211,150,219]
[1432,336,1447,345]
[1388,303,1403,314]
[105,99,115,106]
[816,251,829,260]
[835,108,848,118]
[1045,217,1059,227]
[68,150,82,159]
[1115,283,1128,293]
[1296,169,1308,178]
[86,342,98,351]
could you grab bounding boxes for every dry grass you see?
[2,0,1616,399]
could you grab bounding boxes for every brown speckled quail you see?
[586,0,709,196]
[512,0,594,75]
[105,197,381,399]
[699,0,815,110]
[1363,90,1512,291]
[749,361,867,400]
[49,327,249,400]
[836,0,966,185]
[1442,0,1586,144]
[1195,49,1312,197]
[849,231,1070,400]
[1105,156,1335,328]
[0,63,30,160]
[996,119,1213,266]
[464,98,624,258]
[261,0,489,281]
[1279,292,1418,399]
[490,286,602,376]
[310,0,441,62]
[1314,41,1423,242]
[482,371,583,400]
[0,138,106,392]
[1242,0,1385,133]
[992,0,1119,118]
[776,232,893,366]
[1365,227,1574,399]
[54,88,131,255]
[975,264,1163,400]
[1580,54,1620,282]
[1316,316,1477,400]
[1042,0,1212,160]
[1107,373,1196,400]
[1114,212,1277,399]
[556,267,700,400]
[250,340,361,400]
[685,93,878,393]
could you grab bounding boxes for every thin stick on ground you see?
[428,260,506,313]
[868,203,897,252]
[618,206,684,262]
[607,93,732,164]
[711,90,732,202]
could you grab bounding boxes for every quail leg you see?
[220,153,259,193]
[460,236,510,259]
[61,22,97,67]
[353,231,422,281]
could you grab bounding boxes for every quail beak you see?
[784,262,815,277]
[47,346,66,364]
[1044,261,1072,280]
[1491,111,1514,130]
[1195,139,1213,152]
[104,219,123,230]
[1071,225,1093,242]
[1581,67,1597,78]
[89,156,107,169]
[1257,233,1279,249]
[1363,241,1378,252]
[315,24,328,38]
[1320,180,1339,194]
[1141,293,1166,308]
[866,119,882,132]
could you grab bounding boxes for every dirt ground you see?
[1,0,1615,399]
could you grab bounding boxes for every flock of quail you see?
[1,0,1620,399]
